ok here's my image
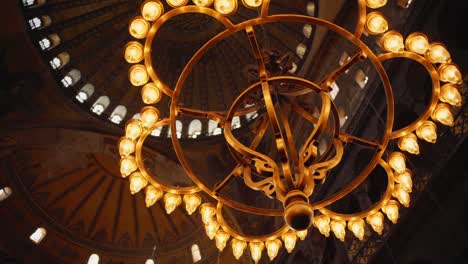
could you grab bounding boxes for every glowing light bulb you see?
[163,193,181,214]
[440,84,462,107]
[392,184,410,207]
[200,203,217,224]
[141,83,162,104]
[395,169,413,193]
[398,133,420,155]
[242,0,262,8]
[214,230,230,252]
[126,120,142,140]
[366,12,388,35]
[141,1,163,21]
[129,17,150,39]
[348,219,365,240]
[265,239,281,261]
[381,31,404,53]
[388,152,406,173]
[382,200,400,224]
[141,106,160,128]
[193,0,213,6]
[120,156,137,177]
[296,230,307,240]
[205,219,220,240]
[366,212,384,235]
[145,185,163,207]
[129,64,149,86]
[124,41,144,63]
[365,0,387,8]
[330,220,346,241]
[249,242,264,263]
[313,215,331,237]
[183,194,201,215]
[432,103,454,127]
[405,33,429,54]
[129,172,148,194]
[166,0,188,7]
[119,138,135,156]
[231,239,247,260]
[282,231,297,253]
[439,64,462,84]
[214,0,237,15]
[426,43,451,64]
[416,121,438,143]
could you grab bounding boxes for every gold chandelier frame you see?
[119,0,463,261]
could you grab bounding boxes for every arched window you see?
[61,69,81,88]
[188,119,202,138]
[167,120,182,138]
[132,113,141,120]
[151,126,162,137]
[232,116,241,129]
[191,244,202,263]
[28,15,51,30]
[0,187,12,201]
[30,227,46,244]
[76,84,95,103]
[39,34,60,50]
[91,96,110,115]
[145,259,155,264]
[296,43,307,59]
[306,2,316,16]
[23,0,46,8]
[355,69,369,89]
[87,254,100,264]
[303,24,313,38]
[109,105,127,124]
[49,52,70,70]
[330,82,340,99]
[208,120,222,136]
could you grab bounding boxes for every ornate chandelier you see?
[118,0,463,262]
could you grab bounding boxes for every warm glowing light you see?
[296,230,307,240]
[439,64,463,84]
[163,193,182,214]
[395,169,413,193]
[242,0,262,8]
[440,84,462,107]
[120,157,137,177]
[366,212,384,235]
[205,219,220,240]
[398,133,420,155]
[141,106,160,128]
[265,239,282,261]
[119,138,135,156]
[388,152,406,173]
[432,103,454,127]
[382,200,400,224]
[141,1,163,21]
[214,230,230,251]
[416,121,437,143]
[193,0,213,7]
[381,31,404,53]
[200,203,217,224]
[214,0,237,15]
[166,0,188,7]
[126,120,142,140]
[141,83,162,104]
[366,12,388,35]
[365,0,387,8]
[405,33,429,54]
[129,17,150,39]
[129,64,149,86]
[282,231,297,253]
[183,194,201,215]
[129,172,148,194]
[231,239,247,260]
[124,41,144,63]
[313,215,331,237]
[331,220,346,241]
[426,43,451,64]
[392,184,410,207]
[348,219,365,240]
[249,242,264,263]
[145,185,163,207]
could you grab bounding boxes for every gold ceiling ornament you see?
[118,0,464,262]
